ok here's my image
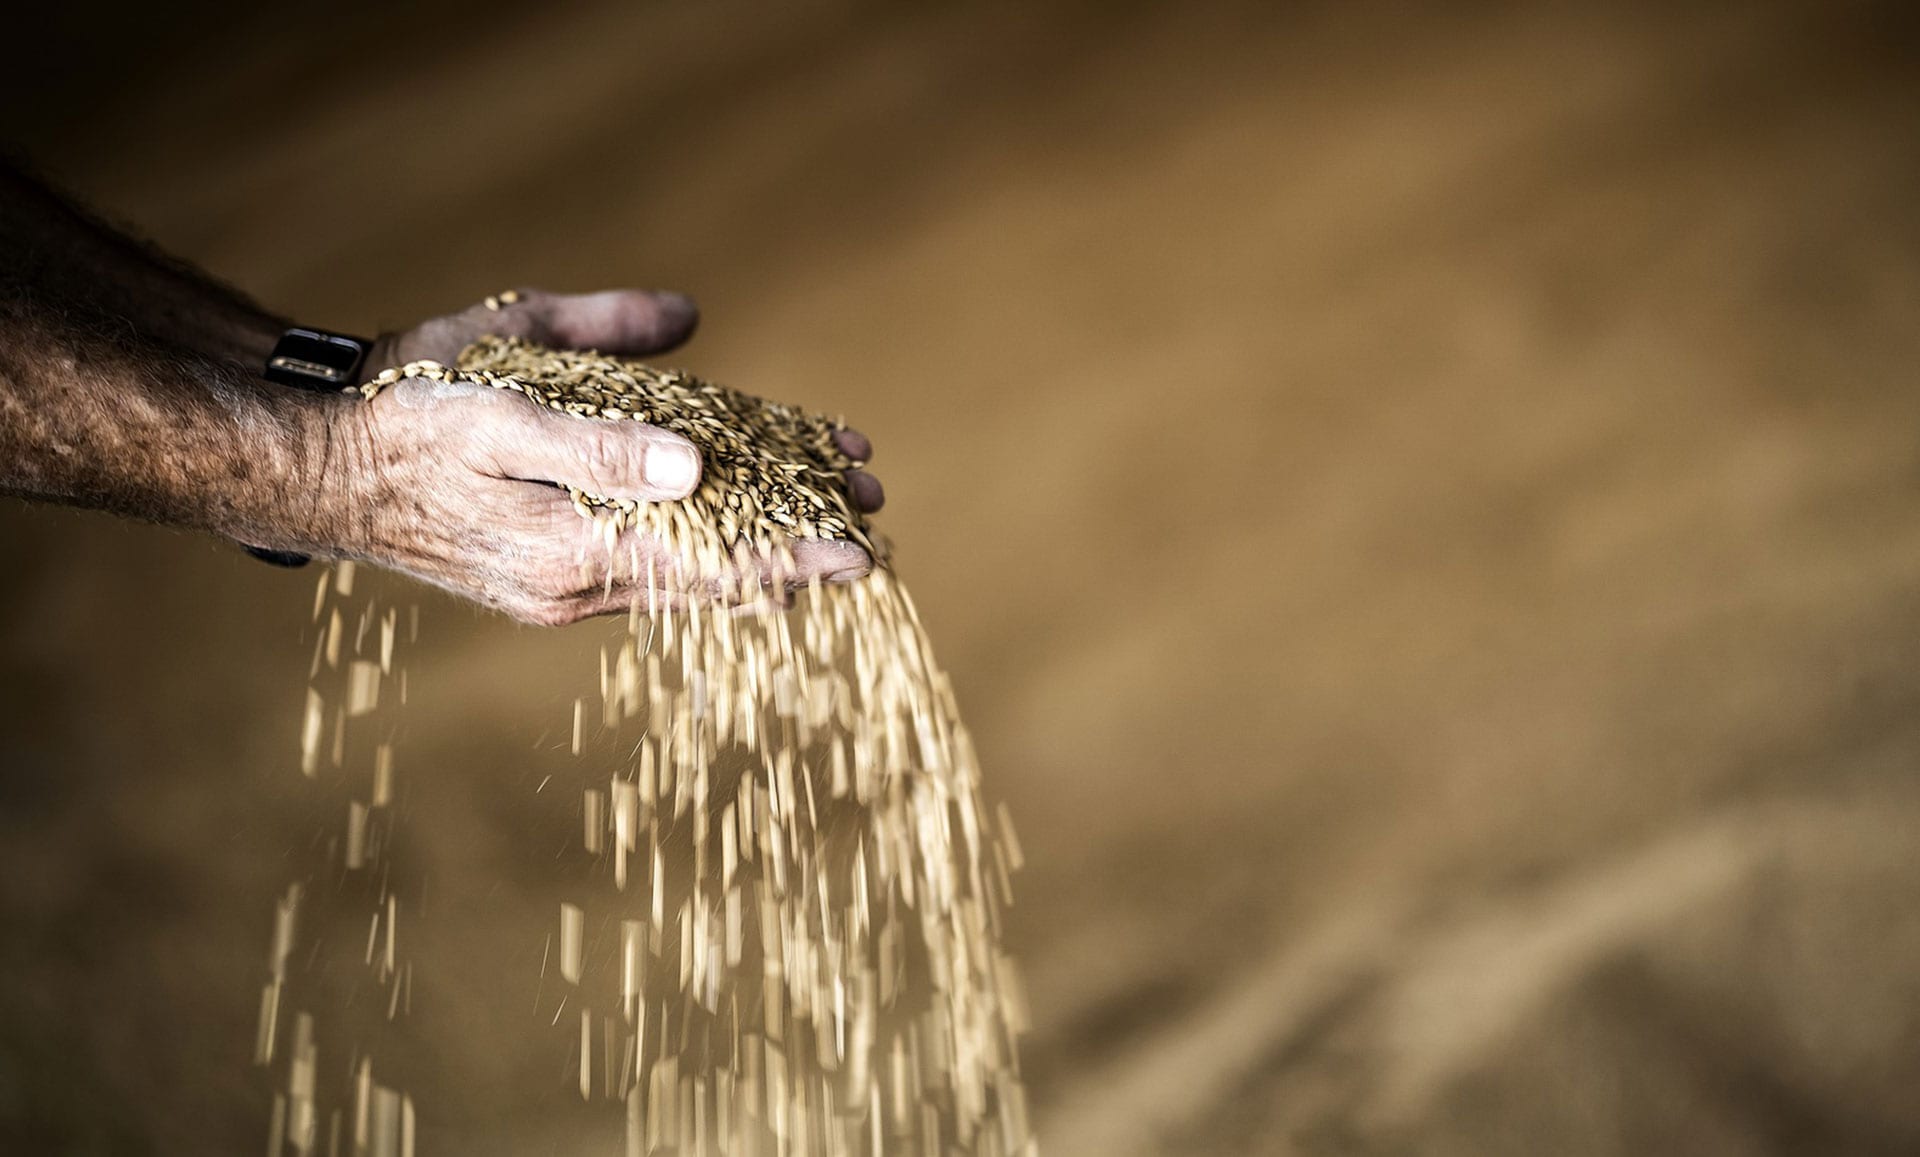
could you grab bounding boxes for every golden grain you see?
[259,339,1032,1156]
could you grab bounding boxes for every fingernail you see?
[835,428,873,462]
[848,471,885,512]
[652,291,699,326]
[646,441,700,494]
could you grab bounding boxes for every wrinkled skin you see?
[326,289,883,625]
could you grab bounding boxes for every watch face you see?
[265,328,372,390]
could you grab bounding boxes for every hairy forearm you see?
[0,159,363,550]
[0,295,351,550]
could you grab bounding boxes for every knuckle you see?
[499,309,543,340]
[580,426,638,489]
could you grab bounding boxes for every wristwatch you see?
[245,327,377,567]
[264,326,374,392]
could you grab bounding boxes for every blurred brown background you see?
[5,0,1920,1152]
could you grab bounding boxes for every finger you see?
[479,402,703,500]
[531,289,700,355]
[578,581,795,621]
[637,536,870,599]
[540,531,875,625]
[834,428,872,462]
[845,470,885,513]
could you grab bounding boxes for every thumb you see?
[480,402,703,501]
[533,289,700,355]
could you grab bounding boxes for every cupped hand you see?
[319,289,883,625]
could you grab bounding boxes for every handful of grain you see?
[357,335,881,574]
[260,339,1034,1157]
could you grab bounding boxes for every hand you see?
[318,289,884,625]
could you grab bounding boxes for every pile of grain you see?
[257,339,1033,1156]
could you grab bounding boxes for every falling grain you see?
[261,337,1032,1156]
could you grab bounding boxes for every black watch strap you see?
[244,327,376,568]
[263,327,374,391]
